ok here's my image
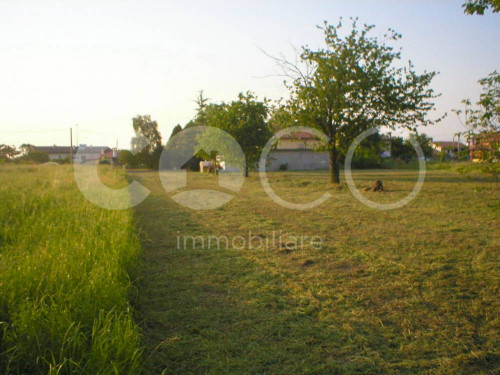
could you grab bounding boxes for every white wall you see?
[265,150,329,171]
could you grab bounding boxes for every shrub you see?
[279,163,288,171]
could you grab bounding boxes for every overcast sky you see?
[0,0,499,148]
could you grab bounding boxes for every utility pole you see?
[70,128,73,164]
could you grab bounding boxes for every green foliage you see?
[19,143,34,155]
[388,133,434,163]
[169,124,183,139]
[462,0,500,14]
[454,71,499,136]
[457,147,470,161]
[131,115,164,169]
[0,165,142,374]
[194,91,272,177]
[406,132,434,158]
[453,71,499,179]
[0,145,20,161]
[390,137,413,162]
[457,161,500,182]
[22,150,50,163]
[119,150,139,168]
[437,149,452,162]
[351,131,384,168]
[276,19,441,183]
[279,163,288,171]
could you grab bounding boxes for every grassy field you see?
[0,165,142,374]
[132,169,499,374]
[0,165,498,374]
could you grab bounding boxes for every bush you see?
[23,150,50,163]
[279,163,288,171]
[351,155,381,169]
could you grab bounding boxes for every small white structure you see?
[380,135,392,158]
[199,160,215,173]
[431,141,466,158]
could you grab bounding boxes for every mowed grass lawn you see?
[132,168,499,374]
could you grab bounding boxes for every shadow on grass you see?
[130,171,498,375]
[131,193,345,374]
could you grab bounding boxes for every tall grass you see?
[0,165,142,374]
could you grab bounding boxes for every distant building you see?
[33,145,111,163]
[431,141,466,158]
[469,132,500,162]
[380,135,392,158]
[32,146,76,161]
[74,145,111,164]
[266,132,330,171]
[261,132,397,171]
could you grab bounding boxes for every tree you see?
[453,71,499,181]
[195,92,271,177]
[169,124,183,139]
[406,132,434,159]
[390,137,413,162]
[19,143,34,155]
[0,145,20,161]
[24,150,49,163]
[118,150,139,168]
[453,71,499,146]
[130,115,163,169]
[268,20,440,183]
[173,91,212,171]
[462,0,500,14]
[269,19,442,183]
[352,131,384,168]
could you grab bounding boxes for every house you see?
[431,141,466,158]
[32,144,111,163]
[32,146,76,161]
[469,132,500,162]
[73,145,111,164]
[264,132,395,171]
[266,132,330,171]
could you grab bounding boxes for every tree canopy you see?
[0,145,20,161]
[272,19,442,182]
[462,0,500,14]
[195,92,272,177]
[453,71,499,138]
[130,115,163,169]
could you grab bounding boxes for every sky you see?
[0,0,499,149]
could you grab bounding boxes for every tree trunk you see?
[244,165,249,178]
[329,147,340,184]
